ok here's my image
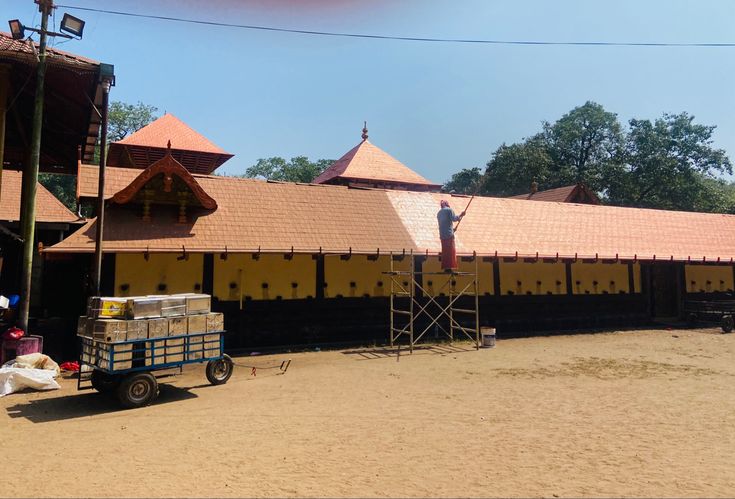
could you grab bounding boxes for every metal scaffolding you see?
[385,252,480,353]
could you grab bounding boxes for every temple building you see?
[509,182,601,205]
[43,118,735,351]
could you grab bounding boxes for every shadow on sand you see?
[342,342,479,361]
[5,383,198,423]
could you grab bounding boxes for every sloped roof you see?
[107,114,233,173]
[0,170,80,224]
[76,164,212,200]
[314,139,440,189]
[510,183,600,204]
[48,170,735,262]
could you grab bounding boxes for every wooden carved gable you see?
[111,145,217,222]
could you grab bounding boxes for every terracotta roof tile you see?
[510,185,577,201]
[314,139,440,189]
[50,173,735,262]
[115,114,230,154]
[0,169,80,223]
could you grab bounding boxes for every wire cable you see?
[56,5,735,48]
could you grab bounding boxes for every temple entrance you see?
[651,263,680,318]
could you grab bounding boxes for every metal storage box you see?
[126,297,163,319]
[91,319,127,343]
[174,293,211,315]
[160,296,187,317]
[87,297,127,319]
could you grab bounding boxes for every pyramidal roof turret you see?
[107,113,233,174]
[314,123,441,192]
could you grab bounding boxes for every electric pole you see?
[17,0,53,331]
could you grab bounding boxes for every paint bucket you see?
[480,327,496,348]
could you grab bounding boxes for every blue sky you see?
[5,0,735,183]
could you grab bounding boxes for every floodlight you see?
[8,19,24,40]
[60,13,84,38]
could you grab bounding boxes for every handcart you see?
[77,331,234,408]
[683,299,735,333]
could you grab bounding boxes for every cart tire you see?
[91,370,120,393]
[722,315,733,334]
[206,354,233,385]
[117,373,158,409]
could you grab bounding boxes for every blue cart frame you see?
[77,331,234,408]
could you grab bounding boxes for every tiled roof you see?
[48,169,735,262]
[107,114,233,174]
[0,31,99,69]
[115,114,229,154]
[509,183,600,204]
[77,164,211,200]
[0,169,80,224]
[314,139,440,189]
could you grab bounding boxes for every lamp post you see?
[92,65,115,296]
[11,0,85,331]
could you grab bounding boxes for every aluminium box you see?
[126,297,163,319]
[87,297,127,319]
[159,296,187,317]
[172,293,211,315]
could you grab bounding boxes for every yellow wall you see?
[214,254,316,301]
[571,262,633,295]
[115,253,203,297]
[685,265,734,293]
[324,255,410,298]
[499,261,566,295]
[421,256,492,296]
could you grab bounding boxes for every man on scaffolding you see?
[437,200,465,272]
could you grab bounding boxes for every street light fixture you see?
[8,19,24,40]
[60,13,85,38]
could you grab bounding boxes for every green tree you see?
[38,173,77,212]
[243,156,335,183]
[443,167,482,194]
[482,135,554,196]
[541,101,625,192]
[108,101,159,142]
[479,101,624,196]
[606,113,733,212]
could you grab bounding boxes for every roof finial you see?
[361,121,368,141]
[167,139,172,151]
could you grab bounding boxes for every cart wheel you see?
[117,373,158,409]
[721,315,733,334]
[91,370,120,393]
[206,354,233,385]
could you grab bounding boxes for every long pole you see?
[18,0,52,331]
[92,80,111,295]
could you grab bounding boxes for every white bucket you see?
[480,327,496,348]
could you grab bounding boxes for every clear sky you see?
[4,0,735,183]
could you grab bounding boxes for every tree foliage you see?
[39,173,77,212]
[108,101,159,142]
[467,101,733,213]
[242,156,335,183]
[442,167,482,194]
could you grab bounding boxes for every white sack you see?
[0,367,61,397]
[3,353,60,376]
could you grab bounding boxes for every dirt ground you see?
[2,327,734,498]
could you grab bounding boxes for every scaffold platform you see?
[384,254,480,353]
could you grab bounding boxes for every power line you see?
[57,5,735,48]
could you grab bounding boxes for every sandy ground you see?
[2,327,735,498]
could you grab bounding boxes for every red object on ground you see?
[60,361,80,372]
[441,237,458,270]
[3,327,25,341]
